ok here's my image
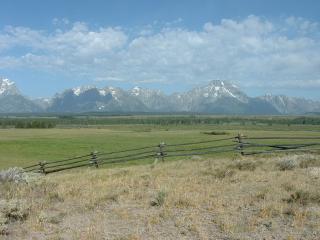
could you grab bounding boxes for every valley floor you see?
[1,153,320,239]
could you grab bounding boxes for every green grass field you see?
[1,121,320,170]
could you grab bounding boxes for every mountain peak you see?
[192,80,247,102]
[208,80,227,86]
[208,80,239,88]
[130,86,163,97]
[72,85,95,96]
[131,86,141,96]
[0,77,20,96]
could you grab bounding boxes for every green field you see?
[1,116,320,170]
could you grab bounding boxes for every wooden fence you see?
[23,134,320,174]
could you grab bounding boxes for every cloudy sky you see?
[0,0,320,99]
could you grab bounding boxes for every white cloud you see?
[0,22,127,56]
[47,23,127,59]
[285,16,319,35]
[0,16,319,91]
[52,18,70,25]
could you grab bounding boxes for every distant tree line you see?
[0,115,319,128]
[0,119,56,129]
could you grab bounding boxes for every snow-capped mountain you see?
[72,86,95,96]
[185,80,248,103]
[96,86,148,112]
[260,94,320,114]
[0,78,20,96]
[48,88,111,112]
[45,80,281,114]
[0,77,42,113]
[48,86,148,112]
[0,78,319,114]
[129,87,172,111]
[172,80,250,112]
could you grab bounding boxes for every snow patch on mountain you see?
[105,87,118,100]
[224,88,237,98]
[107,87,116,95]
[260,94,320,114]
[99,89,107,96]
[0,78,20,96]
[131,86,141,96]
[72,86,95,96]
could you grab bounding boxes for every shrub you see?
[228,160,256,171]
[277,158,298,171]
[308,167,320,179]
[47,192,64,203]
[215,168,235,179]
[202,131,229,135]
[38,211,64,224]
[0,200,29,223]
[150,190,166,207]
[0,168,40,183]
[285,190,320,205]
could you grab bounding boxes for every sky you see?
[0,0,320,99]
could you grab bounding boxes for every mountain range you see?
[0,77,319,115]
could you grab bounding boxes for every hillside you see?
[1,154,320,239]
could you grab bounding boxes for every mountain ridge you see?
[0,78,319,115]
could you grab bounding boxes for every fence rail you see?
[23,134,320,175]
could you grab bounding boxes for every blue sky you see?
[0,0,320,99]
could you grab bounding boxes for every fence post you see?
[158,142,166,162]
[90,151,99,168]
[236,133,244,156]
[39,161,46,174]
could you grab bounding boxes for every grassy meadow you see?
[0,126,237,170]
[0,115,320,239]
[0,118,320,170]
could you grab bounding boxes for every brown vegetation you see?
[1,154,320,239]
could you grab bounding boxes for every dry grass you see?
[1,154,320,239]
